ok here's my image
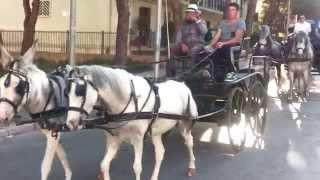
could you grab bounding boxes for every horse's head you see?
[258,25,271,50]
[0,42,37,123]
[66,68,99,131]
[294,31,309,56]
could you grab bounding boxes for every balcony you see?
[198,0,226,13]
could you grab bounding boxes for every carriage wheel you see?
[247,81,267,138]
[226,87,247,151]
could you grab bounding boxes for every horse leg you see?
[41,131,60,180]
[99,133,120,180]
[288,70,294,102]
[56,143,72,180]
[151,135,165,180]
[276,64,281,87]
[132,136,144,180]
[180,127,196,177]
[303,68,310,98]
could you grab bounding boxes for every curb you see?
[0,124,38,138]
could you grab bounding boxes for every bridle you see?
[295,36,308,53]
[66,77,97,119]
[257,27,271,48]
[0,61,30,114]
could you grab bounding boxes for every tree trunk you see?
[21,0,40,55]
[114,0,130,66]
[0,31,3,44]
[263,0,279,25]
[168,0,183,39]
[245,0,258,34]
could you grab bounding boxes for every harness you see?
[29,76,69,137]
[0,63,70,137]
[66,77,191,135]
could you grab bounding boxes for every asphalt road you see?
[1,72,320,180]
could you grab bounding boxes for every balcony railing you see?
[198,0,226,12]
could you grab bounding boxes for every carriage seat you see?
[230,37,251,71]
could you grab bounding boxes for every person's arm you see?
[220,29,244,46]
[174,28,182,46]
[209,28,221,47]
[307,23,312,34]
[195,19,208,35]
[294,23,299,34]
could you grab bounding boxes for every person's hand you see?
[190,15,198,22]
[215,42,225,49]
[180,43,189,53]
[204,45,215,53]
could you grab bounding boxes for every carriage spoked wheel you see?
[226,87,247,151]
[247,81,267,139]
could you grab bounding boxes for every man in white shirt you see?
[294,14,311,35]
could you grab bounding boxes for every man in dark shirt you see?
[167,4,207,77]
[208,2,246,81]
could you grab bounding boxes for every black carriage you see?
[171,37,270,150]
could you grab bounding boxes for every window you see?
[39,0,51,17]
[198,0,226,12]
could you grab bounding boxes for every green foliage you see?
[261,0,289,39]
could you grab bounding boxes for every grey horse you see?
[287,31,314,101]
[254,25,285,89]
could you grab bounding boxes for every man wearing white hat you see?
[167,3,207,76]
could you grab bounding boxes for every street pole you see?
[69,0,76,66]
[286,0,291,39]
[165,0,170,59]
[154,0,162,80]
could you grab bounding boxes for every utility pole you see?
[154,0,163,80]
[286,0,291,39]
[69,0,76,66]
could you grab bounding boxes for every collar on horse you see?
[29,76,67,131]
[17,74,68,137]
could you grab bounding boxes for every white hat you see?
[185,4,200,13]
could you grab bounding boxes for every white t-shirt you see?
[294,22,311,34]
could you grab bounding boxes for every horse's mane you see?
[75,65,135,90]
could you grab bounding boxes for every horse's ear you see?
[22,39,38,65]
[0,43,14,70]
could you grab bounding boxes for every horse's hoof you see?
[97,171,104,180]
[186,168,196,177]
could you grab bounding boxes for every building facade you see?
[0,0,247,55]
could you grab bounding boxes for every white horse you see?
[0,42,72,180]
[287,31,314,101]
[66,65,198,180]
